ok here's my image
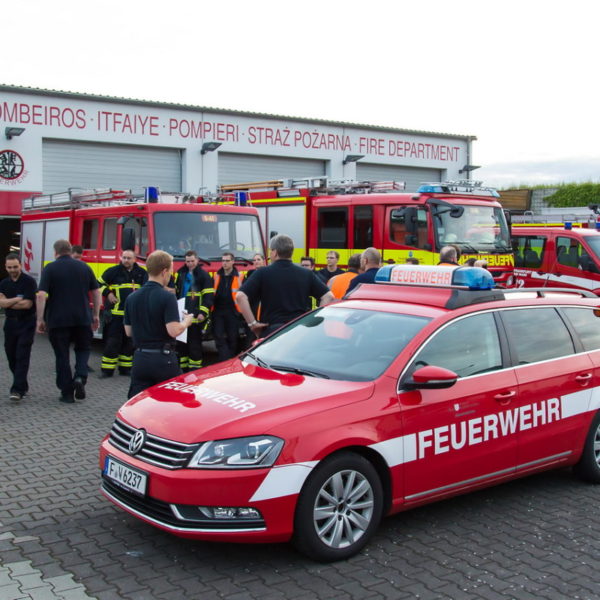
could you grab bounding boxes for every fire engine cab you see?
[20,187,265,281]
[99,264,600,561]
[220,178,514,284]
[510,207,600,295]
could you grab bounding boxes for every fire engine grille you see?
[108,418,198,469]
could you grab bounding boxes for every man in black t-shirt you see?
[316,250,345,283]
[124,250,193,399]
[0,253,37,401]
[237,234,334,337]
[36,240,101,403]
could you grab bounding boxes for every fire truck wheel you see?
[574,410,600,483]
[293,452,383,562]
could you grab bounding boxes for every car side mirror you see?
[402,365,458,390]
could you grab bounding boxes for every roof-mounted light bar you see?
[418,180,500,198]
[375,265,496,291]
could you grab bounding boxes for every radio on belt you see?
[375,265,496,290]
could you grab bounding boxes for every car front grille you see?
[108,418,198,469]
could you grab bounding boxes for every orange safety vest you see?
[329,271,359,299]
[213,272,244,313]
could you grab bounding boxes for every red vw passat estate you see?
[100,265,600,561]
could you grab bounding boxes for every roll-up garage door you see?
[356,163,441,192]
[43,140,182,194]
[218,153,326,185]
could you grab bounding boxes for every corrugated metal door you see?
[42,140,182,194]
[218,153,326,185]
[356,163,442,192]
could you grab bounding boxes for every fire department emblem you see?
[0,150,24,180]
[128,429,147,455]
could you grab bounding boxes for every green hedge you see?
[545,183,600,207]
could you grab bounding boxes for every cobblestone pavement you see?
[2,319,600,599]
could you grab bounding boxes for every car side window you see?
[563,307,600,351]
[556,236,584,268]
[501,308,574,364]
[409,312,502,378]
[512,235,545,268]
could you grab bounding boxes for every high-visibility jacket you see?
[213,268,244,313]
[174,265,214,324]
[329,270,359,299]
[99,263,148,316]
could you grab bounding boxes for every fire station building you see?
[0,84,476,260]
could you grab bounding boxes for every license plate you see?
[103,456,148,496]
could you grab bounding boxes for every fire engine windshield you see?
[435,205,510,253]
[243,306,431,382]
[154,212,263,260]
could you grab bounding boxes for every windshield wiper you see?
[234,256,253,265]
[455,242,478,253]
[270,364,331,379]
[243,351,270,369]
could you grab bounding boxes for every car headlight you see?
[188,436,284,469]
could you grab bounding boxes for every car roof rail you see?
[502,287,597,299]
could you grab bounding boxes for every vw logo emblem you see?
[129,429,146,455]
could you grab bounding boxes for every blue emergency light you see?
[375,265,495,290]
[417,183,500,198]
[417,184,449,193]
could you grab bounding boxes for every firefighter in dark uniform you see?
[99,249,148,377]
[0,253,37,401]
[212,252,245,361]
[124,250,193,399]
[174,250,214,371]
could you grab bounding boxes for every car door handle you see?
[576,373,593,384]
[494,390,516,403]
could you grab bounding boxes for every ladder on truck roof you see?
[21,188,213,212]
[219,177,406,195]
[511,208,600,226]
[23,188,141,211]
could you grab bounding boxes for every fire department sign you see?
[0,149,24,180]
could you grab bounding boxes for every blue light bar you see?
[417,182,500,198]
[417,184,449,193]
[375,265,495,290]
[452,266,495,289]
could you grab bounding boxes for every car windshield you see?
[153,211,264,260]
[434,204,511,253]
[244,305,431,382]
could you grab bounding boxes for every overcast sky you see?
[4,0,599,189]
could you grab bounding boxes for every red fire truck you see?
[20,187,265,282]
[220,178,514,284]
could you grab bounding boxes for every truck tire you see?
[573,410,600,483]
[292,452,383,562]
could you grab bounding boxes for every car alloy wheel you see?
[293,452,383,562]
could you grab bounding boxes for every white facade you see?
[0,85,476,212]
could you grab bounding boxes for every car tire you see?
[573,410,600,483]
[292,452,383,562]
